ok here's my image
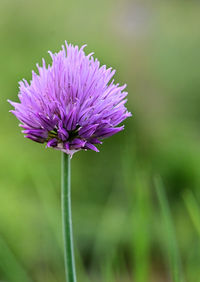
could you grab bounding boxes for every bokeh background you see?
[1,0,200,281]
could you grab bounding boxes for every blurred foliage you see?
[0,0,200,281]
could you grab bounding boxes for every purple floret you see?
[8,42,131,156]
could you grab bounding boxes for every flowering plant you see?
[9,42,131,282]
[9,42,131,157]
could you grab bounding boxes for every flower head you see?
[8,42,131,156]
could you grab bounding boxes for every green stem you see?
[61,153,77,282]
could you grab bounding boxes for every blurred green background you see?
[1,0,200,281]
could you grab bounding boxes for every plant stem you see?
[61,153,77,282]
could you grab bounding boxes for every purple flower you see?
[8,42,131,156]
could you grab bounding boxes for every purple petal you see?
[46,138,58,147]
[84,142,99,152]
[65,109,77,131]
[37,113,55,131]
[89,138,102,144]
[22,129,48,139]
[58,127,69,141]
[95,126,124,139]
[25,135,45,143]
[79,124,98,138]
[70,138,86,149]
[64,142,70,151]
